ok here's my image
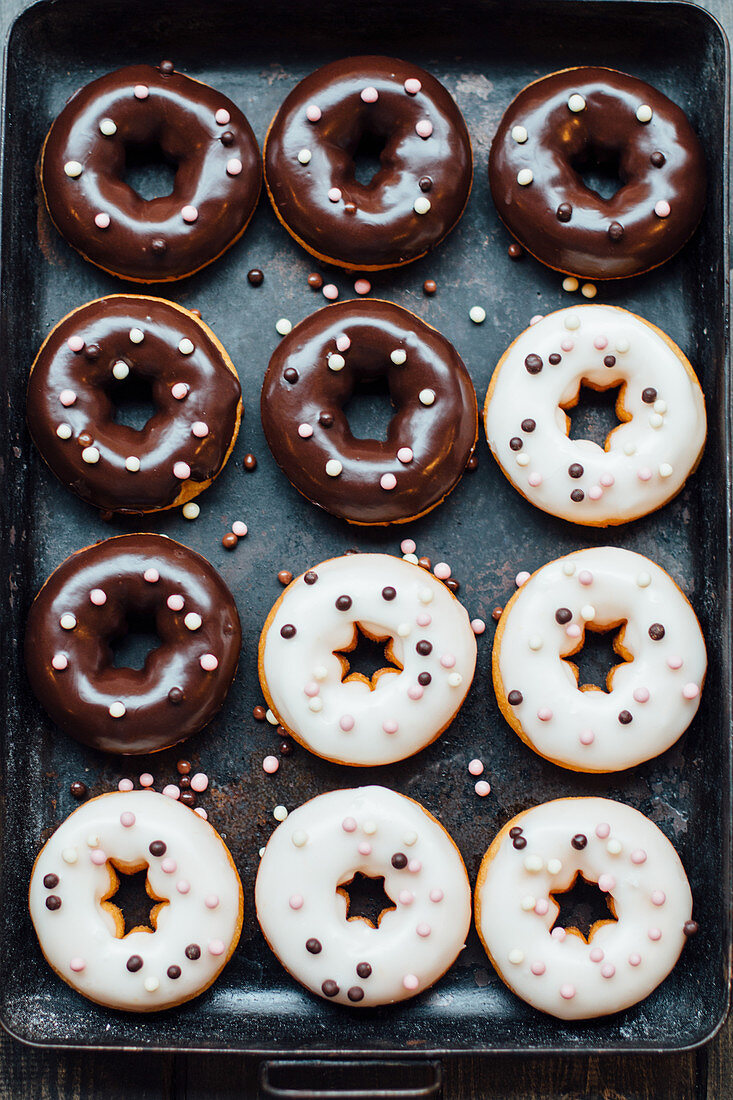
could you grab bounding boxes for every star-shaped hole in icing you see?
[333,622,403,691]
[563,380,624,450]
[337,872,397,928]
[563,622,632,693]
[549,872,618,943]
[101,863,169,937]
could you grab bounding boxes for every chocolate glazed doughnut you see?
[27,295,242,515]
[489,67,706,279]
[264,56,472,270]
[40,63,261,281]
[25,535,241,755]
[261,300,478,525]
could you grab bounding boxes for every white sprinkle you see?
[99,118,117,136]
[562,276,579,292]
[60,613,77,630]
[275,318,292,336]
[637,572,651,587]
[516,454,530,467]
[297,148,312,164]
[528,635,543,651]
[524,855,543,872]
[568,93,586,113]
[623,441,636,456]
[469,306,486,324]
[266,709,278,725]
[273,805,288,822]
[182,502,200,520]
[390,349,407,365]
[292,829,308,847]
[178,338,195,355]
[109,701,126,718]
[414,196,431,214]
[403,830,418,846]
[654,399,667,414]
[517,168,533,186]
[144,977,159,993]
[659,463,674,478]
[636,104,653,123]
[562,561,576,576]
[56,423,72,439]
[564,313,581,330]
[397,623,411,637]
[125,456,141,472]
[325,459,342,477]
[607,838,623,855]
[419,388,435,406]
[64,160,83,178]
[184,612,202,631]
[82,446,100,464]
[112,360,129,380]
[649,413,664,429]
[62,848,78,864]
[511,125,528,144]
[418,587,434,605]
[581,604,595,621]
[547,858,562,875]
[402,554,419,565]
[308,697,323,712]
[581,283,597,299]
[520,895,536,911]
[328,353,345,371]
[314,666,328,681]
[615,337,630,353]
[509,948,525,965]
[129,328,144,344]
[448,672,463,687]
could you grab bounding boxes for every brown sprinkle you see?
[177,760,191,775]
[70,780,88,800]
[222,533,238,550]
[423,279,437,295]
[508,242,523,259]
[243,453,257,471]
[491,606,503,621]
[278,570,293,586]
[247,269,264,286]
[253,706,266,721]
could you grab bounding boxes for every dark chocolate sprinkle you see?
[512,836,527,850]
[283,368,298,384]
[618,710,633,724]
[608,221,624,241]
[508,242,523,260]
[180,790,196,807]
[70,780,88,800]
[555,608,572,624]
[149,841,167,857]
[649,623,665,641]
[304,571,319,585]
[418,672,432,686]
[524,354,543,375]
[651,151,666,168]
[509,827,523,838]
[570,488,585,502]
[507,690,523,706]
[220,131,235,146]
[521,419,536,433]
[571,834,587,850]
[43,873,59,889]
[185,944,201,960]
[548,353,562,365]
[247,269,264,286]
[347,986,364,1002]
[167,965,181,979]
[126,955,143,972]
[391,853,408,869]
[509,437,523,451]
[556,202,572,222]
[322,979,339,997]
[151,238,167,254]
[642,387,658,404]
[683,920,699,937]
[569,463,584,478]
[335,595,352,611]
[419,176,432,192]
[356,962,372,979]
[168,687,184,705]
[85,343,100,360]
[446,579,460,593]
[159,60,175,75]
[45,895,62,910]
[416,640,432,656]
[604,355,616,367]
[382,586,396,601]
[319,412,333,428]
[306,938,322,954]
[280,624,297,638]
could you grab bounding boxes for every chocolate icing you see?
[264,56,472,269]
[41,64,261,281]
[261,299,478,524]
[27,295,242,514]
[25,534,241,755]
[488,67,706,279]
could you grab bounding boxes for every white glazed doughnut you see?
[483,305,706,526]
[475,797,696,1020]
[28,791,243,1011]
[493,547,706,772]
[255,786,471,1006]
[258,553,477,766]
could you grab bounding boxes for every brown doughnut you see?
[25,534,241,755]
[264,56,472,270]
[27,295,242,515]
[40,63,261,282]
[488,67,705,279]
[260,299,478,525]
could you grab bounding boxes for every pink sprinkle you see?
[578,570,593,586]
[515,571,530,586]
[173,461,191,479]
[382,719,398,734]
[215,108,231,125]
[579,730,595,745]
[144,568,159,583]
[567,624,582,639]
[529,314,543,326]
[52,654,68,671]
[638,467,652,482]
[208,939,225,956]
[358,842,372,856]
[430,889,444,903]
[667,656,683,670]
[593,335,608,350]
[226,158,243,176]
[304,682,320,698]
[336,334,351,352]
[59,389,76,406]
[648,928,662,941]
[475,781,491,797]
[633,688,650,704]
[408,859,422,873]
[199,651,220,670]
[588,486,603,500]
[167,594,184,611]
[263,755,279,774]
[440,654,456,669]
[192,421,209,438]
[90,588,107,605]
[531,961,546,976]
[134,84,149,99]
[528,472,543,487]
[595,823,611,839]
[683,683,700,700]
[560,984,576,1000]
[629,953,642,966]
[172,383,189,400]
[416,120,433,138]
[339,715,355,732]
[651,890,666,906]
[306,104,322,122]
[289,894,304,910]
[551,927,566,941]
[381,473,397,491]
[416,613,431,627]
[598,874,616,893]
[139,773,154,787]
[194,807,208,819]
[600,473,615,487]
[560,338,575,352]
[403,974,419,991]
[162,785,180,800]
[67,336,84,352]
[177,880,190,894]
[468,759,484,776]
[399,890,414,905]
[408,684,424,700]
[69,958,85,972]
[232,521,248,537]
[95,212,111,229]
[431,562,449,580]
[90,849,106,865]
[118,778,134,792]
[535,899,549,916]
[655,200,671,218]
[181,205,198,223]
[471,618,486,634]
[323,284,339,300]
[205,895,219,909]
[404,78,422,95]
[191,772,208,792]
[590,948,604,963]
[417,923,431,937]
[354,279,371,295]
[342,817,357,832]
[120,811,135,828]
[397,447,413,464]
[327,187,341,203]
[401,538,417,554]
[298,423,313,438]
[601,964,616,979]
[537,707,553,722]
[361,86,379,103]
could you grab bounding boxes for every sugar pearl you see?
[380,473,397,491]
[655,200,671,218]
[139,773,154,787]
[297,148,312,164]
[517,168,533,186]
[390,349,407,365]
[263,755,279,774]
[636,103,653,122]
[56,423,72,439]
[568,93,586,112]
[215,108,231,125]
[178,338,195,355]
[415,120,433,138]
[306,104,322,122]
[511,125,528,143]
[60,613,77,630]
[275,318,292,336]
[200,653,219,671]
[226,158,243,176]
[181,205,199,223]
[475,780,491,797]
[82,446,100,465]
[419,388,435,406]
[325,459,343,477]
[361,86,378,103]
[94,212,110,229]
[328,187,342,203]
[90,588,107,606]
[397,447,413,463]
[52,654,68,670]
[413,196,431,215]
[469,305,486,324]
[134,84,149,99]
[64,160,83,177]
[59,389,76,406]
[99,118,117,136]
[109,701,126,718]
[67,336,84,352]
[184,612,202,631]
[563,276,579,292]
[404,78,421,94]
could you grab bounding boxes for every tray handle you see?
[258,1059,443,1099]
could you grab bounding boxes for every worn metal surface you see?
[0,0,729,1057]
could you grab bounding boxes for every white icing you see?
[484,305,706,524]
[255,786,471,1006]
[259,554,477,765]
[29,792,242,1011]
[475,797,693,1020]
[494,547,706,771]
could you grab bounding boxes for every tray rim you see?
[0,0,731,1058]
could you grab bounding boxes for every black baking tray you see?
[0,0,730,1058]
